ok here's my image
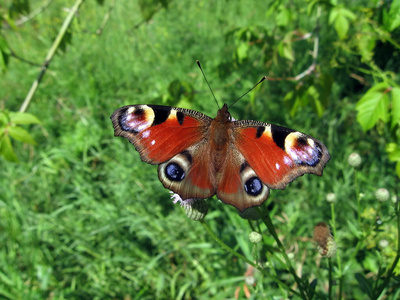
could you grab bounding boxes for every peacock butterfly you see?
[111,100,330,212]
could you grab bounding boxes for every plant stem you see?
[328,258,333,300]
[373,200,400,298]
[355,170,361,225]
[200,220,300,297]
[19,0,85,113]
[330,203,343,300]
[257,208,308,300]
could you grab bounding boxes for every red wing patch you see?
[111,105,211,164]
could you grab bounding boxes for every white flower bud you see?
[348,153,362,168]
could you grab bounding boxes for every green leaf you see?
[386,143,400,162]
[335,14,349,40]
[0,135,18,162]
[0,35,10,72]
[347,220,362,239]
[341,8,356,21]
[278,40,294,61]
[305,85,323,117]
[391,87,400,128]
[9,112,41,125]
[328,8,338,25]
[138,0,162,21]
[383,0,400,31]
[396,161,400,178]
[59,29,73,53]
[307,0,317,16]
[355,273,372,297]
[0,51,8,72]
[329,7,355,39]
[0,35,11,55]
[316,73,333,107]
[8,126,37,145]
[276,5,291,27]
[357,24,376,62]
[236,42,249,63]
[356,82,390,131]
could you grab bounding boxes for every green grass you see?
[1,0,399,299]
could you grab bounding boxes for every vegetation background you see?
[0,0,399,299]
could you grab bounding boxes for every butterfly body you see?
[111,104,329,211]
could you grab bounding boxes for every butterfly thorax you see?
[209,104,233,172]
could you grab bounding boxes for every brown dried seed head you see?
[313,222,336,258]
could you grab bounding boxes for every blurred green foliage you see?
[0,0,399,299]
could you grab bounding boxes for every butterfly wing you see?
[158,142,217,199]
[111,104,330,212]
[232,120,330,190]
[216,146,270,211]
[111,104,216,198]
[111,105,211,163]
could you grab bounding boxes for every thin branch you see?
[265,6,321,83]
[9,49,41,67]
[16,0,55,26]
[96,0,116,35]
[2,0,55,29]
[19,0,85,113]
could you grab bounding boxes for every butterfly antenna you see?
[196,60,220,109]
[228,76,267,109]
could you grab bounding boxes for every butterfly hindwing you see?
[158,143,216,199]
[216,147,270,212]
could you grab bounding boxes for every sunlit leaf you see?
[236,42,249,63]
[386,143,400,162]
[278,40,294,61]
[9,112,41,125]
[357,24,376,62]
[0,135,18,162]
[356,82,390,131]
[329,7,355,39]
[335,14,349,40]
[8,126,37,145]
[341,8,356,20]
[391,87,400,128]
[328,7,338,25]
[276,5,291,27]
[383,0,400,31]
[306,85,323,117]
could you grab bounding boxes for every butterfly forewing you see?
[233,120,330,189]
[111,105,212,164]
